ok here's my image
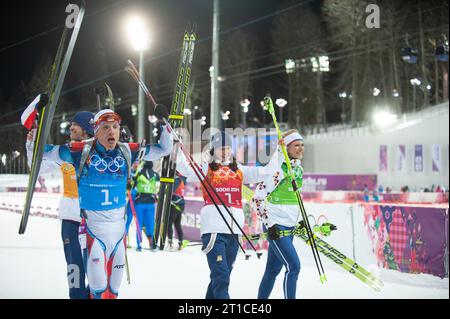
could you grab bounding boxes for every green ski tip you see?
[181,240,190,248]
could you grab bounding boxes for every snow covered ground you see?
[0,212,448,299]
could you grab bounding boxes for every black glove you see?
[37,93,49,111]
[126,181,133,191]
[267,225,280,240]
[298,220,306,230]
[154,104,169,122]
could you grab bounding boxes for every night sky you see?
[1,0,300,104]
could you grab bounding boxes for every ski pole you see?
[125,247,131,284]
[127,189,142,244]
[126,140,146,245]
[264,95,327,283]
[166,122,263,259]
[177,144,253,258]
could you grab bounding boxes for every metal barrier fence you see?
[0,155,29,175]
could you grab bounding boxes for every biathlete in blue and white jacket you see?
[26,108,173,299]
[252,129,305,299]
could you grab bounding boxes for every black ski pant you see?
[168,204,184,244]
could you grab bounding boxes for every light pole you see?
[410,78,421,112]
[184,108,192,134]
[221,110,230,128]
[371,87,381,117]
[311,56,329,126]
[240,99,250,128]
[275,98,287,125]
[210,0,221,131]
[260,100,267,128]
[126,16,150,142]
[285,58,309,127]
[338,92,347,125]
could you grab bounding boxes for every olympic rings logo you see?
[214,167,239,178]
[89,154,126,173]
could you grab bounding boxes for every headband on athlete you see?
[283,132,303,146]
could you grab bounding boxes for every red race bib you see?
[202,165,243,208]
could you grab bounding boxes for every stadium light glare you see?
[373,110,398,129]
[410,78,421,86]
[275,98,287,107]
[125,15,150,51]
[240,99,250,108]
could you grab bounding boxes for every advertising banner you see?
[357,204,448,278]
[396,145,406,173]
[431,144,441,172]
[414,144,423,172]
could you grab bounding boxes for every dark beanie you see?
[72,111,94,136]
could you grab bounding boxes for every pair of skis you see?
[295,224,384,292]
[242,185,383,292]
[125,24,196,250]
[19,4,85,234]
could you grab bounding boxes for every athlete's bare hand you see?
[27,129,36,142]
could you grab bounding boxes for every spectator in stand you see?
[372,190,379,202]
[378,185,384,194]
[435,185,442,192]
[385,187,392,194]
[401,185,410,192]
[363,189,370,202]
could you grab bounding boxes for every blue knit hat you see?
[72,111,94,136]
[210,131,233,149]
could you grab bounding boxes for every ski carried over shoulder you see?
[153,24,196,250]
[19,5,85,234]
[242,185,383,292]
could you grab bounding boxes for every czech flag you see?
[20,94,46,130]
